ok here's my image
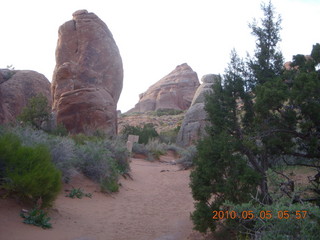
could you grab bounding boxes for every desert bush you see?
[20,208,52,229]
[100,178,119,193]
[65,187,92,199]
[0,134,61,208]
[75,139,129,192]
[224,199,320,240]
[132,142,151,157]
[145,139,167,160]
[105,137,130,174]
[1,125,129,193]
[71,133,97,145]
[49,123,68,137]
[175,145,197,168]
[18,94,50,129]
[8,125,76,182]
[121,123,158,144]
[47,137,77,182]
[158,127,180,144]
[155,108,183,116]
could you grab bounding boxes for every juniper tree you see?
[190,1,285,233]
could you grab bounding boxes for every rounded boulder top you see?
[72,9,89,17]
[201,74,220,84]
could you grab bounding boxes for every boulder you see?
[52,10,123,135]
[0,69,51,124]
[176,74,219,147]
[128,63,199,113]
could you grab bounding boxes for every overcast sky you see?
[1,0,319,112]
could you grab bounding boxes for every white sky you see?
[1,0,319,112]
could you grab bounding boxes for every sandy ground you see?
[0,154,206,240]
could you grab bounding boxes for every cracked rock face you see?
[176,74,219,147]
[128,63,199,113]
[52,10,123,135]
[0,70,51,124]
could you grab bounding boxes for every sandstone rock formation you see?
[128,63,199,113]
[0,69,51,124]
[52,10,123,135]
[176,74,219,147]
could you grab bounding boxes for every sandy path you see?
[0,154,204,240]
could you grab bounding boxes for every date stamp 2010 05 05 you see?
[213,210,308,220]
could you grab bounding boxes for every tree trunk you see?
[260,174,273,204]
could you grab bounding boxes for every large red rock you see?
[0,69,51,124]
[128,63,199,113]
[52,10,123,135]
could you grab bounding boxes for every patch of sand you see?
[0,154,206,240]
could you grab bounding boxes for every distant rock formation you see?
[176,74,219,147]
[0,69,51,124]
[52,10,123,135]
[128,63,199,113]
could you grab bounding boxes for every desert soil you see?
[0,153,206,240]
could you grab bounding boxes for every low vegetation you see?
[18,94,50,129]
[0,133,61,208]
[121,123,159,144]
[20,208,52,229]
[65,187,92,199]
[0,123,130,224]
[154,108,183,117]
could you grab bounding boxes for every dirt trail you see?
[0,154,204,240]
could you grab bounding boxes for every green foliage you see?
[175,145,197,169]
[145,139,166,160]
[225,200,320,240]
[158,126,180,144]
[311,43,320,64]
[71,133,103,145]
[65,187,92,199]
[190,1,288,233]
[50,123,68,137]
[190,133,261,232]
[20,208,52,229]
[0,125,130,196]
[248,1,284,87]
[5,125,76,183]
[121,123,159,144]
[0,134,62,208]
[155,108,183,116]
[100,178,119,193]
[75,139,128,193]
[18,94,50,129]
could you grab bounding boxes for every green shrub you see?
[7,125,76,183]
[225,200,320,240]
[65,187,92,199]
[155,108,183,116]
[106,137,130,175]
[20,208,52,229]
[132,142,151,157]
[159,128,180,144]
[145,139,166,160]
[0,134,62,208]
[75,139,128,192]
[18,94,50,129]
[50,123,68,137]
[71,133,95,145]
[121,123,158,144]
[175,145,197,168]
[100,178,119,193]
[0,125,129,196]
